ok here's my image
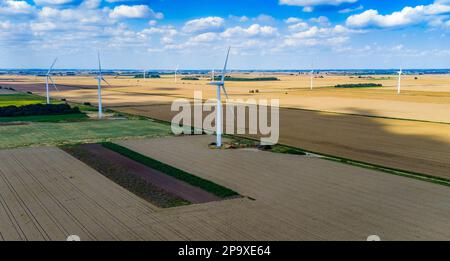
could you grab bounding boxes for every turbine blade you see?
[221,46,231,83]
[221,85,229,99]
[48,76,59,91]
[102,77,112,87]
[47,58,58,75]
[98,51,102,74]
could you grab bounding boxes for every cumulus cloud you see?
[288,22,309,31]
[339,4,363,14]
[279,0,357,7]
[310,16,330,26]
[346,2,450,28]
[283,24,361,47]
[221,24,278,38]
[182,16,224,33]
[0,0,35,15]
[189,32,219,43]
[33,0,73,5]
[109,5,163,20]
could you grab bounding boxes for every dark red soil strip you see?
[80,144,221,203]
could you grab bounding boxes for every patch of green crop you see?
[102,142,239,198]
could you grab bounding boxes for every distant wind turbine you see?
[45,58,58,104]
[143,69,146,80]
[174,65,179,83]
[209,47,231,148]
[96,51,111,119]
[310,61,314,90]
[397,68,402,95]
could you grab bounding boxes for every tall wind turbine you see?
[397,68,402,95]
[174,65,179,83]
[211,69,215,81]
[143,69,146,80]
[209,47,231,148]
[96,51,111,119]
[45,58,58,104]
[310,61,314,90]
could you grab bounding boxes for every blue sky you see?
[0,0,450,69]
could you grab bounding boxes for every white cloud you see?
[283,24,361,47]
[285,17,302,24]
[279,0,357,7]
[0,0,35,15]
[346,3,450,28]
[339,4,363,14]
[80,0,101,9]
[288,22,309,31]
[182,16,224,33]
[148,20,157,26]
[109,5,163,20]
[189,32,219,43]
[310,16,330,26]
[222,24,278,38]
[252,14,275,24]
[302,6,313,12]
[33,0,73,5]
[229,15,249,22]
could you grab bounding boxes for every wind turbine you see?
[143,69,146,80]
[174,65,179,83]
[209,47,231,148]
[211,69,215,81]
[45,58,58,104]
[397,68,402,95]
[96,51,111,119]
[310,61,314,90]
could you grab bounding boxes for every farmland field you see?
[0,93,46,107]
[1,136,449,240]
[0,119,171,149]
[1,74,450,179]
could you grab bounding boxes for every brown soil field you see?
[79,143,220,204]
[1,137,449,240]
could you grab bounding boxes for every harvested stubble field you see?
[115,104,450,179]
[1,136,449,240]
[1,74,449,178]
[1,74,450,123]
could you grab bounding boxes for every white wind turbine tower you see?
[45,58,58,104]
[143,69,146,80]
[96,51,111,119]
[310,61,314,90]
[174,65,179,83]
[397,67,402,94]
[209,47,231,148]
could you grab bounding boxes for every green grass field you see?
[0,93,47,107]
[0,113,88,123]
[0,119,171,149]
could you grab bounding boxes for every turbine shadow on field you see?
[114,103,450,179]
